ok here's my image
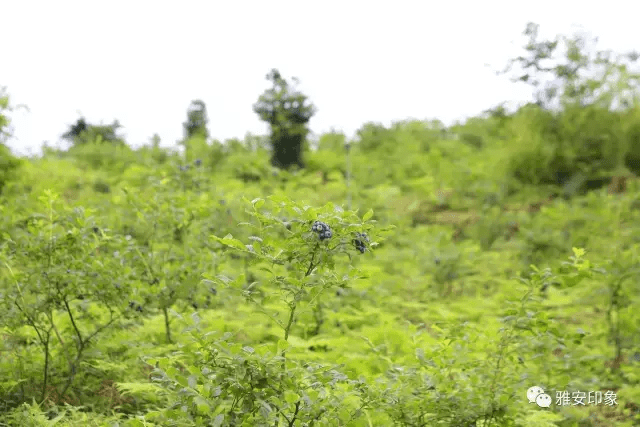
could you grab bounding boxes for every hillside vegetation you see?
[0,24,639,426]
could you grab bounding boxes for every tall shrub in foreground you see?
[120,178,208,344]
[144,196,389,426]
[0,190,132,407]
[368,250,594,426]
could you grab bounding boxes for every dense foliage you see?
[62,118,126,147]
[0,87,23,195]
[0,23,639,426]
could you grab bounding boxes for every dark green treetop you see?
[253,69,316,169]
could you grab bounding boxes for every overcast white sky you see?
[2,1,639,155]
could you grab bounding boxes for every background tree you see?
[62,117,125,146]
[0,87,15,143]
[182,100,209,140]
[497,22,640,190]
[150,133,162,148]
[502,22,640,111]
[253,68,316,169]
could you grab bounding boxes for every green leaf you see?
[284,390,299,404]
[194,396,210,414]
[572,247,585,257]
[252,198,265,209]
[213,235,247,251]
[212,414,225,427]
[306,389,319,402]
[363,209,374,221]
[188,375,197,388]
[277,339,289,352]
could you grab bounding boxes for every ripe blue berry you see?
[353,232,369,253]
[312,221,332,240]
[320,229,332,240]
[311,221,329,233]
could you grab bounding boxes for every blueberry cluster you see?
[311,220,332,240]
[353,232,369,253]
[128,301,143,312]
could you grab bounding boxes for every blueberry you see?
[320,230,332,240]
[136,305,143,312]
[312,221,330,234]
[353,232,369,253]
[194,159,202,166]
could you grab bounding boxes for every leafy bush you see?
[0,190,134,407]
[146,326,370,426]
[368,251,594,426]
[0,87,23,195]
[66,141,136,173]
[137,196,385,425]
[0,142,21,195]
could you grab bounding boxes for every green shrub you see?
[0,88,23,195]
